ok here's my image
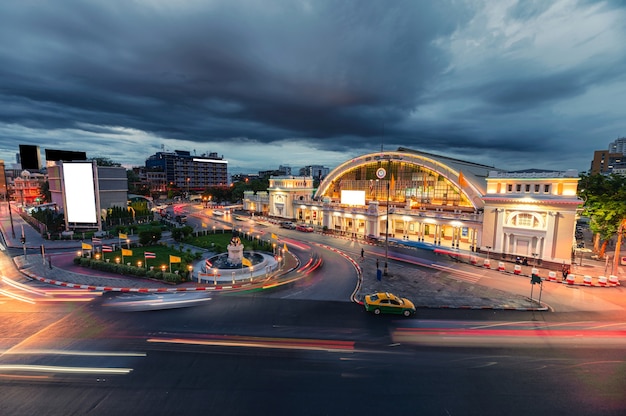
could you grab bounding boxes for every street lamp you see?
[532,252,538,266]
[486,246,492,260]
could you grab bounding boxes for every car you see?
[366,234,380,244]
[280,221,296,229]
[364,292,416,317]
[296,224,314,232]
[175,215,188,223]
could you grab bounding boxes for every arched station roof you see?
[315,147,498,210]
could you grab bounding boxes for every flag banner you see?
[144,252,156,259]
[202,222,207,228]
[271,233,278,239]
[122,249,133,256]
[283,243,288,252]
[102,245,113,252]
[119,233,128,239]
[170,255,181,263]
[205,259,212,268]
[91,237,102,244]
[242,257,252,267]
[458,171,468,187]
[81,243,92,250]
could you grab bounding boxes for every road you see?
[2,205,626,415]
[2,293,626,415]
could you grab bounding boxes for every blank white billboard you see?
[63,163,97,223]
[341,190,365,206]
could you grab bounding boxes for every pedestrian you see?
[360,248,364,260]
[376,258,380,270]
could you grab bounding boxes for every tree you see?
[578,172,626,260]
[40,181,51,203]
[139,227,162,245]
[90,157,122,167]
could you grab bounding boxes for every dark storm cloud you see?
[0,0,625,172]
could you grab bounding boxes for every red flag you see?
[458,171,468,187]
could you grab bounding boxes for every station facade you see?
[243,148,581,266]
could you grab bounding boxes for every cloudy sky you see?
[1,0,625,174]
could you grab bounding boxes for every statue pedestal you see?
[227,235,244,265]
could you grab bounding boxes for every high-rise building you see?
[145,150,228,190]
[299,165,329,180]
[608,137,626,154]
[590,150,623,174]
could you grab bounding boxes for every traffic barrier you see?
[514,264,522,275]
[598,276,607,286]
[483,259,491,268]
[583,275,592,286]
[470,256,477,265]
[497,262,505,272]
[609,275,619,286]
[548,271,557,282]
[531,268,539,276]
[565,274,575,285]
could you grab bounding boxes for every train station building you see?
[243,147,581,266]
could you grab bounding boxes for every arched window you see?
[513,213,540,228]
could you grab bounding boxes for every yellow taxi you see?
[364,292,416,317]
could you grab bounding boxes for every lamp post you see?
[486,246,492,261]
[375,165,390,276]
[384,180,389,276]
[2,163,16,238]
[532,252,538,266]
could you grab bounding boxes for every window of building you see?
[507,184,512,192]
[544,184,550,193]
[534,184,540,192]
[525,184,530,192]
[516,213,534,228]
[516,184,521,192]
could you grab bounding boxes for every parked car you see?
[280,221,296,229]
[296,224,314,232]
[364,292,416,317]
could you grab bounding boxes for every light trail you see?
[0,289,36,304]
[0,349,146,357]
[0,364,133,375]
[147,335,356,353]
